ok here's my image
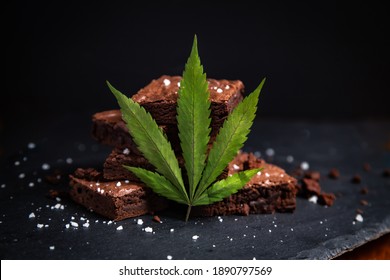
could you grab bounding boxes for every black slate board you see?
[1,117,389,259]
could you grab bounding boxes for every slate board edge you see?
[290,216,390,259]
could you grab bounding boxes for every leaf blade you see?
[107,81,189,203]
[195,79,265,199]
[177,35,211,200]
[125,166,188,204]
[193,168,260,206]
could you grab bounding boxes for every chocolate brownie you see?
[193,153,298,216]
[69,168,168,221]
[131,75,244,125]
[92,110,218,155]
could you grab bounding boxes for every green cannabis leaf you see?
[107,35,265,221]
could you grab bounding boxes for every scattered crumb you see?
[360,187,369,194]
[318,193,336,206]
[116,225,123,231]
[351,174,362,184]
[355,214,363,222]
[328,168,340,179]
[14,161,20,166]
[382,168,390,177]
[153,215,162,223]
[360,199,369,206]
[363,163,371,172]
[167,255,173,260]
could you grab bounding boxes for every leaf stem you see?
[185,205,192,222]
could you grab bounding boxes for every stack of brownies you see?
[69,75,298,221]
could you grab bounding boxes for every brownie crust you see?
[131,75,244,125]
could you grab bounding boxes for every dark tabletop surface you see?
[1,116,389,260]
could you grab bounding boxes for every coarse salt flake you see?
[107,221,113,225]
[163,78,171,86]
[1,184,5,188]
[66,158,73,164]
[28,182,34,187]
[170,228,174,232]
[225,85,230,90]
[27,142,36,149]
[265,173,270,177]
[116,225,123,231]
[308,195,318,204]
[41,163,50,170]
[286,155,294,163]
[14,161,20,166]
[300,161,310,170]
[49,246,55,250]
[70,221,79,228]
[265,148,275,157]
[233,164,240,170]
[116,182,122,187]
[355,214,363,222]
[65,224,70,229]
[167,255,173,260]
[123,148,130,155]
[37,224,44,228]
[145,227,153,233]
[137,219,143,225]
[83,223,90,228]
[29,212,35,218]
[19,173,25,179]
[54,203,61,209]
[257,171,262,176]
[192,235,199,240]
[216,88,223,93]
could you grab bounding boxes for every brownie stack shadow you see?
[69,75,298,221]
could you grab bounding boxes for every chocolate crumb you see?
[382,168,390,177]
[318,192,336,206]
[363,163,371,172]
[45,169,64,185]
[360,187,369,195]
[356,208,364,214]
[360,199,369,206]
[152,215,161,223]
[304,171,321,182]
[301,178,321,197]
[291,167,303,178]
[47,189,69,200]
[351,174,362,184]
[328,168,340,179]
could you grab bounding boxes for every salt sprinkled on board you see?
[70,221,79,228]
[300,161,310,170]
[65,224,70,229]
[66,158,73,164]
[163,78,171,86]
[167,255,173,260]
[107,221,113,225]
[308,195,318,204]
[254,151,261,158]
[19,173,25,179]
[218,216,223,222]
[286,155,294,163]
[14,161,20,166]
[192,235,199,240]
[83,223,90,228]
[41,163,50,170]
[49,246,55,250]
[145,227,153,233]
[28,182,34,187]
[116,225,123,231]
[355,214,363,222]
[1,184,5,189]
[265,148,275,157]
[37,224,44,228]
[27,142,36,149]
[137,219,144,225]
[29,213,35,218]
[170,228,174,232]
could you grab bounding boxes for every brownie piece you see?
[69,168,168,221]
[103,148,156,181]
[92,110,218,155]
[192,153,298,216]
[131,75,244,125]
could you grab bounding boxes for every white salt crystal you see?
[286,155,294,163]
[167,255,173,260]
[123,148,130,155]
[163,78,171,86]
[116,182,121,187]
[216,88,223,93]
[65,158,73,164]
[42,163,50,170]
[18,173,25,179]
[233,164,240,170]
[83,223,90,228]
[265,173,270,177]
[37,224,44,228]
[170,228,174,232]
[265,148,275,157]
[192,235,199,240]
[65,224,70,229]
[116,226,123,231]
[49,246,55,250]
[137,219,144,225]
[70,221,79,228]
[355,214,363,222]
[300,161,310,170]
[27,142,36,149]
[145,227,153,233]
[308,195,318,204]
[29,212,35,218]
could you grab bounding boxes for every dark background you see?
[2,1,390,157]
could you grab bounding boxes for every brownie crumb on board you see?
[360,187,369,195]
[383,168,390,177]
[304,171,321,181]
[318,193,336,206]
[152,215,162,223]
[351,174,362,184]
[328,168,340,179]
[363,163,371,172]
[356,208,364,214]
[360,199,369,206]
